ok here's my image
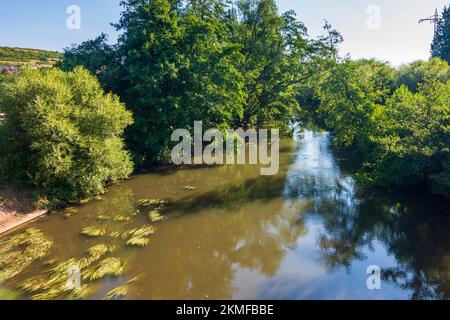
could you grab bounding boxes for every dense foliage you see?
[315,58,450,197]
[60,0,338,167]
[3,0,448,204]
[0,67,133,207]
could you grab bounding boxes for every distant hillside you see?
[0,47,62,68]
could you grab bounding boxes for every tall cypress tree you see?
[431,6,450,64]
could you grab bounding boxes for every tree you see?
[58,34,117,92]
[317,59,395,148]
[111,0,244,167]
[368,81,450,193]
[431,6,450,64]
[60,0,339,166]
[0,67,133,207]
[233,0,333,127]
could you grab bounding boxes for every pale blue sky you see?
[0,0,448,65]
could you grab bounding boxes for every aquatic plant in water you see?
[149,210,164,222]
[104,284,130,300]
[83,257,126,281]
[103,276,139,300]
[0,228,53,284]
[136,199,168,207]
[109,231,122,238]
[63,207,78,217]
[123,225,156,247]
[97,215,111,221]
[81,226,106,237]
[113,215,131,222]
[18,244,117,300]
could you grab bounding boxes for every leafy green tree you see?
[395,58,450,92]
[60,0,341,166]
[0,67,133,207]
[317,59,395,148]
[111,0,244,166]
[233,0,333,127]
[58,34,117,91]
[367,81,450,194]
[110,0,183,166]
[431,6,450,64]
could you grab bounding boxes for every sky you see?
[0,0,448,66]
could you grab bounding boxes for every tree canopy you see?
[60,0,339,167]
[0,67,133,208]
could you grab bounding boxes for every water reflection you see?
[283,130,450,300]
[1,131,450,300]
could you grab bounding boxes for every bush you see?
[0,67,133,208]
[367,81,450,195]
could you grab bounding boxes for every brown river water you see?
[1,130,449,300]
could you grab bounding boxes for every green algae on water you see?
[0,228,53,284]
[103,276,139,300]
[97,215,111,221]
[83,257,126,281]
[113,215,131,222]
[81,226,106,237]
[136,199,168,208]
[149,210,164,223]
[18,244,118,300]
[63,207,78,217]
[123,225,156,247]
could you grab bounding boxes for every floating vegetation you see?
[129,209,139,216]
[0,228,53,284]
[87,244,116,261]
[43,259,57,266]
[103,277,139,300]
[136,198,168,208]
[123,225,156,247]
[104,284,130,300]
[81,226,106,237]
[83,258,126,281]
[97,215,111,221]
[184,186,197,190]
[113,215,131,223]
[126,237,149,247]
[123,225,156,239]
[109,231,122,238]
[18,244,117,300]
[149,210,164,223]
[64,207,78,217]
[66,285,92,300]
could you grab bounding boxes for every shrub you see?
[0,67,133,208]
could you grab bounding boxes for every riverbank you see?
[0,186,47,235]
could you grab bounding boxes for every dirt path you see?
[0,186,47,235]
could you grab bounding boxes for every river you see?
[1,130,449,300]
